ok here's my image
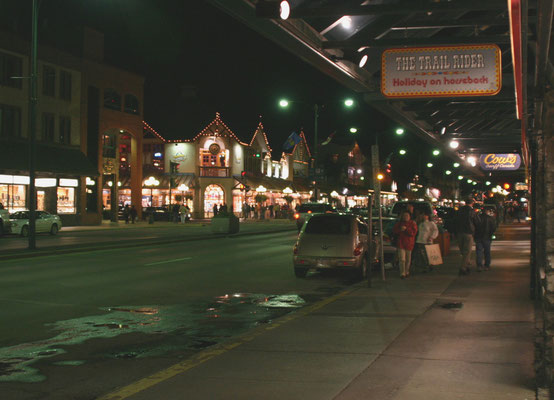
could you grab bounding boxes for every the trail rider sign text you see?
[381,44,501,98]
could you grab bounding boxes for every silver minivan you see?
[292,214,372,278]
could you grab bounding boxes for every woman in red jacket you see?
[393,211,418,279]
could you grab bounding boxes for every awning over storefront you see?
[240,175,297,193]
[0,140,98,176]
[118,173,196,189]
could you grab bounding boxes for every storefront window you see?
[57,187,75,214]
[37,190,45,211]
[103,189,111,210]
[0,184,27,212]
[232,190,244,215]
[204,184,224,217]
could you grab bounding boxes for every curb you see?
[0,227,296,262]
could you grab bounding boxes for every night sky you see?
[1,0,434,178]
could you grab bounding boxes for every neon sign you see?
[479,154,521,171]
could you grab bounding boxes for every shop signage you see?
[478,153,521,171]
[381,44,502,98]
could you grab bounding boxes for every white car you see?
[9,211,62,236]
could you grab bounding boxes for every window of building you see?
[59,70,72,100]
[0,51,22,89]
[102,133,116,158]
[124,94,140,115]
[41,113,55,142]
[42,65,55,97]
[0,104,21,138]
[57,187,76,214]
[0,184,26,212]
[104,88,121,110]
[59,116,71,145]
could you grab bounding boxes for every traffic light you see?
[386,163,391,173]
[170,162,180,174]
[254,152,261,158]
[503,183,511,190]
[241,170,247,177]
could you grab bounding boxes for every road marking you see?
[97,287,356,400]
[144,257,192,266]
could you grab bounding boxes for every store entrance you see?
[204,184,224,217]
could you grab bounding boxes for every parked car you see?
[371,215,397,265]
[293,202,336,231]
[9,211,62,236]
[292,213,374,278]
[142,206,171,221]
[0,206,9,236]
[435,206,456,233]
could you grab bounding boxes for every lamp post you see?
[28,0,39,250]
[279,98,354,201]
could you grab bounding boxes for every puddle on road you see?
[0,293,306,383]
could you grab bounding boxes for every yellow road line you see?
[97,287,356,400]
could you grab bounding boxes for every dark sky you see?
[1,0,438,179]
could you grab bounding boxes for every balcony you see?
[199,166,230,177]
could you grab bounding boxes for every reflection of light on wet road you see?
[0,294,305,382]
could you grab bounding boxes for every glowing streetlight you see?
[449,140,459,149]
[458,175,464,180]
[453,162,460,168]
[278,99,289,108]
[279,1,291,20]
[344,98,354,107]
[432,149,440,156]
[467,179,473,183]
[349,127,358,133]
[445,170,452,175]
[485,181,491,186]
[395,128,404,135]
[427,162,433,168]
[399,149,406,155]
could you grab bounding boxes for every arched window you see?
[204,184,225,217]
[104,88,121,111]
[124,94,140,115]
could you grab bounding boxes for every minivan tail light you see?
[354,244,363,256]
[293,213,300,220]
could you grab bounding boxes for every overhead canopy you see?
[0,140,99,176]
[207,0,553,179]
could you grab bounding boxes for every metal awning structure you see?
[207,0,553,179]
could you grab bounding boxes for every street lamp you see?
[144,176,160,206]
[350,127,358,133]
[453,162,460,168]
[399,149,407,155]
[432,149,440,156]
[427,163,433,168]
[279,97,355,200]
[395,128,404,135]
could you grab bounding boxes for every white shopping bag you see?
[425,243,443,265]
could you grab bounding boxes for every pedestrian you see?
[455,197,478,275]
[220,203,228,213]
[172,203,180,223]
[123,204,130,224]
[242,202,248,219]
[213,203,219,217]
[392,211,418,279]
[179,203,188,223]
[474,208,496,271]
[274,203,281,219]
[269,204,274,218]
[130,205,137,224]
[413,211,439,273]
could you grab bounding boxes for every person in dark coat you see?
[455,197,478,275]
[213,203,219,216]
[123,204,130,224]
[130,205,137,224]
[474,209,496,271]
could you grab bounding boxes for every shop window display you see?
[204,184,224,217]
[0,184,27,212]
[57,187,75,214]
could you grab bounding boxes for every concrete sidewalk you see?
[99,223,535,400]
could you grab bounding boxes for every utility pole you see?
[371,144,385,281]
[313,104,319,201]
[28,0,38,250]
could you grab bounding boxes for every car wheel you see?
[294,267,308,278]
[21,225,29,237]
[50,224,59,235]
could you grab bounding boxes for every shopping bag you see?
[425,243,443,265]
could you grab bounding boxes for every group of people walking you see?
[456,198,496,275]
[392,205,439,279]
[241,203,291,220]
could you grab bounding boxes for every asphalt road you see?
[0,231,359,400]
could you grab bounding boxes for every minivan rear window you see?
[305,215,351,235]
[297,204,333,214]
[391,202,432,216]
